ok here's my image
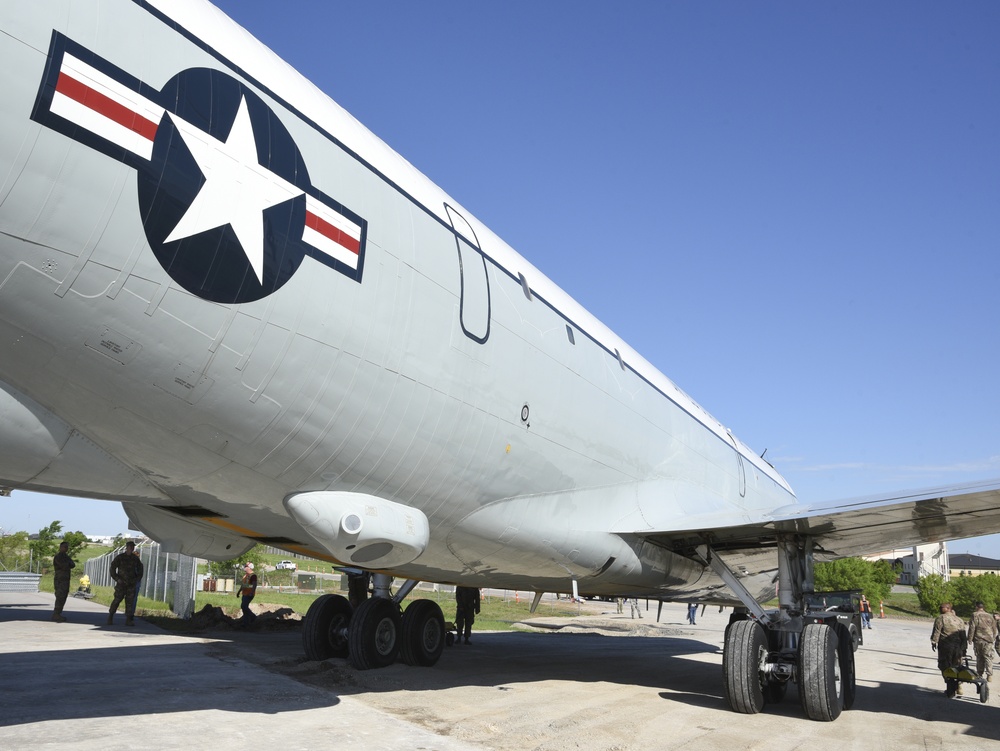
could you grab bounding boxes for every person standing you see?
[931,602,967,696]
[687,602,697,625]
[237,562,258,626]
[967,601,997,683]
[859,595,873,629]
[629,597,642,619]
[454,586,480,644]
[51,541,75,622]
[130,544,143,616]
[108,541,144,626]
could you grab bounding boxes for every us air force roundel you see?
[30,32,367,304]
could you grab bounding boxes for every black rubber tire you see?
[399,599,446,667]
[798,623,843,721]
[723,619,767,714]
[445,632,455,647]
[848,623,860,653]
[946,678,957,699]
[835,623,856,710]
[979,680,989,703]
[302,594,352,661]
[348,597,402,670]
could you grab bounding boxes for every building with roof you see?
[864,541,949,585]
[948,553,1000,578]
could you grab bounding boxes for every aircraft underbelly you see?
[0,2,801,597]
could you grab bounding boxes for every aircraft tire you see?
[798,623,843,721]
[399,599,446,667]
[348,597,402,670]
[302,594,352,661]
[835,623,856,710]
[722,619,767,714]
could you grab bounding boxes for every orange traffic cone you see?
[879,600,885,618]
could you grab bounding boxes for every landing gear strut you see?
[301,573,446,671]
[704,536,856,722]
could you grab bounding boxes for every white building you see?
[864,541,949,585]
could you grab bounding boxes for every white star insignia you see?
[164,96,303,284]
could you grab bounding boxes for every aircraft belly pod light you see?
[3,0,1000,721]
[285,492,429,569]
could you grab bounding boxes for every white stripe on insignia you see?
[302,195,361,269]
[49,53,165,161]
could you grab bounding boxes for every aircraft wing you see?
[640,478,1000,562]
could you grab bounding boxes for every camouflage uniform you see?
[931,609,967,692]
[108,547,144,625]
[51,548,75,621]
[455,586,480,644]
[968,608,998,681]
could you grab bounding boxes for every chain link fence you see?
[84,542,197,618]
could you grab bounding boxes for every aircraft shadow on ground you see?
[248,628,1000,742]
[657,681,1000,743]
[0,607,338,727]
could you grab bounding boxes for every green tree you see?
[868,559,900,605]
[0,531,29,570]
[28,520,63,567]
[948,572,1000,617]
[814,556,898,603]
[62,530,89,561]
[915,573,951,614]
[208,544,268,581]
[814,557,870,592]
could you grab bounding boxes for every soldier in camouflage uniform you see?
[931,602,967,696]
[51,541,75,622]
[967,601,998,683]
[108,541,144,626]
[454,586,481,645]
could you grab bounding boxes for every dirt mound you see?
[154,603,303,633]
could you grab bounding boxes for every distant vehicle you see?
[276,560,297,571]
[804,590,864,652]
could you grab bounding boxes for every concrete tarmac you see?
[2,593,999,750]
[0,592,474,751]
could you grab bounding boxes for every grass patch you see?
[881,592,928,619]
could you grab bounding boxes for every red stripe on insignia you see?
[305,211,360,255]
[55,71,159,142]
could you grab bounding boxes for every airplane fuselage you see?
[0,0,794,599]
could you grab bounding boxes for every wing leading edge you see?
[641,478,1000,563]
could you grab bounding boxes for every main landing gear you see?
[301,573,446,670]
[704,536,856,722]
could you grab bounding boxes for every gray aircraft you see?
[1,0,998,721]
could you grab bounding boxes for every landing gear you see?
[399,599,446,666]
[301,573,447,671]
[836,623,857,710]
[722,619,767,713]
[798,623,843,721]
[348,597,402,670]
[705,536,857,722]
[302,594,352,660]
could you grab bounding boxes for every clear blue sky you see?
[5,1,1000,557]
